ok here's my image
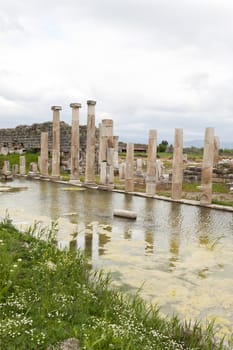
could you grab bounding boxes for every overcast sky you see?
[0,0,233,145]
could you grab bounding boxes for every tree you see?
[157,140,168,153]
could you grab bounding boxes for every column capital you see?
[87,100,96,106]
[51,106,62,111]
[70,103,82,109]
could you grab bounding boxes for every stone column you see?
[136,158,143,174]
[213,135,220,166]
[171,128,183,200]
[119,162,126,180]
[113,136,119,169]
[99,119,114,164]
[200,127,215,205]
[146,129,157,196]
[70,103,82,183]
[12,164,18,175]
[3,160,10,173]
[84,100,96,186]
[51,106,62,179]
[99,119,114,189]
[20,155,26,176]
[40,132,49,177]
[125,143,134,192]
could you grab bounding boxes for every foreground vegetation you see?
[0,219,231,349]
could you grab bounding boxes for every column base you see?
[98,184,114,191]
[84,182,98,189]
[69,179,82,186]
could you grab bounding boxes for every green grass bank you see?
[0,219,232,350]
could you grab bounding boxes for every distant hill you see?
[184,140,233,149]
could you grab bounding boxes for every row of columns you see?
[40,101,118,189]
[40,101,97,184]
[141,126,216,204]
[30,103,218,205]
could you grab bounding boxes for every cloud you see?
[0,0,232,144]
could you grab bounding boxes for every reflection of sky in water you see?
[1,178,233,339]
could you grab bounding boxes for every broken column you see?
[3,160,10,173]
[84,100,96,186]
[20,155,26,176]
[146,129,157,196]
[213,135,220,166]
[12,164,19,175]
[40,132,49,177]
[200,127,215,205]
[125,143,134,192]
[119,162,126,180]
[99,119,114,188]
[51,106,62,179]
[70,103,81,183]
[171,128,183,200]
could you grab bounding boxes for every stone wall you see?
[0,122,99,154]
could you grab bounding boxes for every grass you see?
[0,218,231,350]
[182,182,229,194]
[182,182,201,192]
[0,152,39,172]
[212,199,233,207]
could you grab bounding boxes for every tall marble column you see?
[146,129,157,196]
[113,136,119,169]
[20,155,26,176]
[51,106,62,179]
[70,103,81,183]
[200,127,215,205]
[125,143,134,192]
[213,135,220,166]
[40,132,48,177]
[99,119,114,188]
[171,128,183,200]
[84,100,96,186]
[99,119,114,164]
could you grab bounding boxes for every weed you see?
[0,220,231,350]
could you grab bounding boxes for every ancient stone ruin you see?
[0,101,232,206]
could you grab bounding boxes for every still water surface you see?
[1,178,233,338]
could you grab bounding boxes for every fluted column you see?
[51,106,62,179]
[99,119,114,188]
[40,132,48,177]
[125,143,134,192]
[146,129,157,196]
[113,136,119,169]
[70,103,81,182]
[171,128,183,200]
[20,156,26,176]
[85,100,96,186]
[200,127,215,204]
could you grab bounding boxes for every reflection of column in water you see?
[58,240,70,250]
[69,239,77,252]
[99,226,112,256]
[144,198,156,254]
[168,203,181,267]
[67,190,78,224]
[39,181,50,215]
[49,183,60,219]
[92,222,99,261]
[124,225,132,240]
[76,224,85,251]
[123,193,133,209]
[85,231,93,257]
[145,231,154,254]
[82,189,95,224]
[197,207,211,246]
